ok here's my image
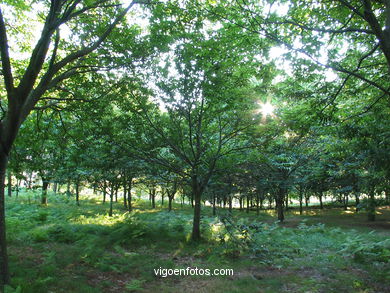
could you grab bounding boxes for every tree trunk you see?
[367,188,376,221]
[75,180,80,206]
[256,193,260,216]
[66,180,71,198]
[115,183,118,202]
[103,181,107,204]
[151,189,155,208]
[109,182,114,217]
[299,191,303,215]
[343,193,348,210]
[191,177,202,241]
[0,152,10,287]
[28,172,32,189]
[305,195,309,207]
[228,196,232,213]
[123,179,127,209]
[246,195,250,213]
[276,197,284,222]
[127,179,132,212]
[161,188,165,207]
[276,187,285,222]
[52,182,57,194]
[355,192,360,212]
[41,177,49,205]
[16,179,20,197]
[168,196,173,212]
[319,192,323,209]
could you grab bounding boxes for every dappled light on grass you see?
[71,213,129,226]
[263,209,276,216]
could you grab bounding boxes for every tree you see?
[117,0,268,239]
[0,0,146,286]
[213,0,390,103]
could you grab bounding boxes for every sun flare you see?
[259,101,275,117]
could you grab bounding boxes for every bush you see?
[340,235,390,264]
[108,215,147,245]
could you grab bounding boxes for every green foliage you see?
[4,191,390,292]
[341,234,390,264]
[125,279,146,292]
[108,215,147,245]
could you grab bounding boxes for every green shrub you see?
[33,210,49,223]
[30,227,50,242]
[340,236,390,264]
[108,215,147,245]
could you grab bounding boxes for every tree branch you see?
[0,8,14,95]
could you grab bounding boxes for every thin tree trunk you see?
[191,177,202,241]
[246,195,250,213]
[66,180,71,198]
[123,178,127,209]
[277,187,285,222]
[343,193,348,210]
[75,180,80,206]
[319,192,323,209]
[161,188,164,207]
[355,192,360,212]
[127,179,132,212]
[115,183,118,202]
[168,196,173,212]
[103,181,107,204]
[299,191,303,215]
[16,179,20,197]
[109,182,114,217]
[28,172,32,189]
[228,196,232,213]
[151,189,155,208]
[41,177,49,205]
[0,152,10,287]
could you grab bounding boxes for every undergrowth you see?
[4,191,390,292]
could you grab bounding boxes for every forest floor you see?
[4,191,390,293]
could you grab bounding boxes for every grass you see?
[3,190,390,293]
